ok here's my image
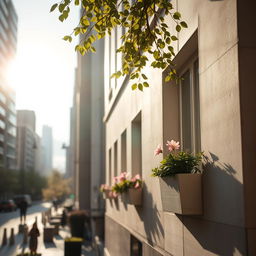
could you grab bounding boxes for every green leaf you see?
[143,82,149,87]
[173,12,181,20]
[50,3,58,12]
[59,4,65,12]
[131,83,137,90]
[180,21,188,28]
[59,15,65,22]
[138,83,143,91]
[165,76,171,82]
[63,35,72,42]
[75,0,80,6]
[116,71,122,78]
[166,37,171,44]
[171,36,178,41]
[142,74,148,80]
[176,25,181,32]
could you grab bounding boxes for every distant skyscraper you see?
[0,0,18,169]
[16,110,36,171]
[17,110,35,132]
[42,125,53,176]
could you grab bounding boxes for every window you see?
[130,235,142,256]
[121,129,127,172]
[0,105,5,116]
[180,58,200,153]
[0,120,5,129]
[0,92,6,104]
[114,140,118,177]
[8,113,16,125]
[108,148,112,185]
[131,112,142,177]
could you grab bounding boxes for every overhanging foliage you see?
[51,0,187,90]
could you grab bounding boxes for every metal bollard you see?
[1,228,7,246]
[9,228,15,246]
[23,225,28,244]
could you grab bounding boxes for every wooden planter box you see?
[121,192,128,202]
[159,173,202,215]
[128,188,142,206]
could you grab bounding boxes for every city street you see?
[0,202,97,256]
[0,202,51,256]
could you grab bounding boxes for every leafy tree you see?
[0,168,19,198]
[0,168,47,200]
[50,0,187,90]
[42,170,71,201]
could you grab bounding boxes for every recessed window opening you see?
[180,57,200,153]
[114,140,118,177]
[130,235,142,256]
[108,148,112,185]
[131,112,142,177]
[121,129,127,172]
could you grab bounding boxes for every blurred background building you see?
[16,110,36,171]
[42,125,53,176]
[69,33,105,237]
[0,0,18,170]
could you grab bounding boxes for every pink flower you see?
[131,174,141,182]
[134,174,141,180]
[113,176,119,184]
[166,140,180,152]
[109,191,118,198]
[154,145,163,156]
[134,181,140,189]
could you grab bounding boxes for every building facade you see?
[41,125,53,176]
[16,110,36,171]
[104,1,256,256]
[0,0,17,170]
[71,36,105,238]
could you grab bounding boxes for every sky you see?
[11,0,79,172]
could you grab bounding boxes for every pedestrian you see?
[19,199,28,224]
[52,198,58,212]
[28,222,40,255]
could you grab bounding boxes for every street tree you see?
[42,170,71,201]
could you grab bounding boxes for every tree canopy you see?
[51,0,187,90]
[42,170,71,201]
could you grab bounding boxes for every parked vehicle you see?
[0,200,17,212]
[13,194,32,207]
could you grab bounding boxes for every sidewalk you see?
[0,207,97,256]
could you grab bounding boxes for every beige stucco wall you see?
[103,0,251,255]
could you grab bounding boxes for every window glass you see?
[108,148,112,185]
[114,140,118,177]
[121,130,127,171]
[0,92,6,103]
[0,120,5,129]
[130,235,142,256]
[132,112,142,177]
[180,58,200,153]
[0,105,5,116]
[181,70,192,151]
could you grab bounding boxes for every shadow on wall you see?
[136,184,164,247]
[177,152,247,256]
[109,197,120,211]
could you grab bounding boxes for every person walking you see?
[28,222,40,255]
[19,199,28,224]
